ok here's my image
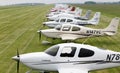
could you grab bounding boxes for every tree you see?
[84,1,96,4]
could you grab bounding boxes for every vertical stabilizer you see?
[75,8,82,16]
[84,10,92,19]
[103,17,119,35]
[89,12,101,25]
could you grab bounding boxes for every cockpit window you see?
[72,26,81,31]
[60,19,66,22]
[55,25,62,30]
[45,45,59,56]
[60,46,76,57]
[78,48,94,57]
[67,19,73,22]
[62,25,71,31]
[56,19,59,22]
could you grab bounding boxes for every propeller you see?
[37,18,48,41]
[17,49,20,73]
[37,29,42,41]
[12,49,20,73]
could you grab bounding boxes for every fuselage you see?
[13,43,120,72]
[40,24,110,40]
[43,17,91,28]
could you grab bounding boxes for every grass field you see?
[0,4,120,73]
[74,4,120,17]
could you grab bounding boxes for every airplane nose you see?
[46,14,49,17]
[37,30,41,33]
[43,22,46,25]
[12,56,20,61]
[47,17,51,20]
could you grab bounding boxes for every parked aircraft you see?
[50,4,69,12]
[47,7,82,17]
[38,17,119,41]
[47,10,82,21]
[44,12,100,28]
[12,43,120,73]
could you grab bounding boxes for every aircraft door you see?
[60,46,77,57]
[61,25,71,31]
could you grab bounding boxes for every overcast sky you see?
[0,0,119,6]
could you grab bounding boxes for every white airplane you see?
[47,7,82,17]
[50,4,69,12]
[47,9,82,21]
[43,12,99,28]
[12,43,120,73]
[38,17,119,41]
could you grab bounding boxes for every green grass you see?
[0,4,120,73]
[74,4,120,17]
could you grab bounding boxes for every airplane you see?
[50,4,69,12]
[43,12,100,28]
[47,7,82,17]
[47,9,82,21]
[12,43,120,73]
[38,17,119,41]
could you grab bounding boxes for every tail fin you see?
[89,12,101,25]
[84,10,92,19]
[103,17,119,35]
[75,8,82,16]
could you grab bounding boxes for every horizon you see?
[0,0,119,6]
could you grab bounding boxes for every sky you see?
[0,0,119,6]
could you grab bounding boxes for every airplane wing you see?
[60,34,79,40]
[58,68,88,73]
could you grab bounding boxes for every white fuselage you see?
[13,43,120,72]
[40,24,110,40]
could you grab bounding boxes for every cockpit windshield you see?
[55,25,62,30]
[45,45,59,56]
[56,19,59,22]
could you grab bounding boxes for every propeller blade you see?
[17,60,20,73]
[16,49,20,73]
[17,49,19,57]
[39,30,41,41]
[37,30,42,41]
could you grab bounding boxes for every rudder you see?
[104,17,120,34]
[89,12,101,25]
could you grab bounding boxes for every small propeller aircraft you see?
[44,12,100,28]
[50,4,69,12]
[12,43,120,73]
[47,10,82,21]
[47,7,82,17]
[38,17,119,41]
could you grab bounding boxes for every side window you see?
[67,19,73,22]
[62,25,71,31]
[60,19,66,22]
[72,26,80,31]
[60,46,76,57]
[55,25,62,30]
[78,48,94,57]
